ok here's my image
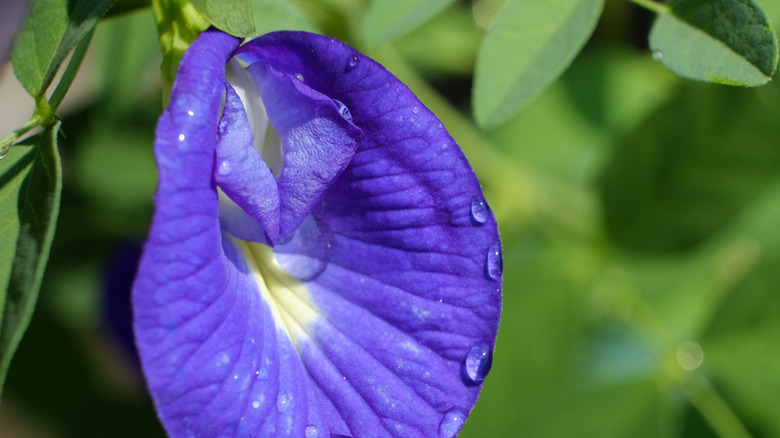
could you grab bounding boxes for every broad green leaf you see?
[395,3,482,76]
[189,0,254,37]
[649,0,778,86]
[599,83,780,253]
[11,0,116,97]
[0,122,63,393]
[152,0,210,103]
[363,0,456,49]
[251,0,318,35]
[473,0,604,129]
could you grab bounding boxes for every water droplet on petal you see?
[652,50,663,61]
[346,55,359,71]
[276,392,291,413]
[412,106,419,114]
[295,73,304,82]
[332,99,353,122]
[462,341,492,384]
[178,133,185,141]
[217,160,232,176]
[187,110,194,116]
[485,243,502,280]
[304,425,322,438]
[274,215,334,281]
[438,409,466,438]
[470,196,489,224]
[252,400,260,409]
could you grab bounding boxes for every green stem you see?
[682,377,753,438]
[628,0,670,14]
[0,117,44,155]
[49,28,94,111]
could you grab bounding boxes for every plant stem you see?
[49,28,94,111]
[0,117,43,155]
[628,0,670,14]
[682,376,753,438]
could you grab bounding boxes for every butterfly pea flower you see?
[132,28,502,438]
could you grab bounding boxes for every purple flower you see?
[132,28,502,438]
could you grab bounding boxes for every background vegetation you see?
[2,0,780,437]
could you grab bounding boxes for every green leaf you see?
[189,0,254,37]
[11,0,117,97]
[705,321,780,436]
[363,0,456,49]
[473,0,604,129]
[599,83,780,253]
[152,0,211,103]
[649,0,778,86]
[0,122,63,394]
[251,0,318,35]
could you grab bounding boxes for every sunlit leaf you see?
[251,0,318,35]
[189,0,254,37]
[11,0,116,97]
[649,0,778,86]
[473,0,603,129]
[363,0,456,49]
[0,122,63,393]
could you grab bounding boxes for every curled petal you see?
[133,29,502,438]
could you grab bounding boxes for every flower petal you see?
[226,56,364,241]
[235,31,502,436]
[215,83,280,244]
[134,29,502,438]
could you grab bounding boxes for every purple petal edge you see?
[133,29,502,438]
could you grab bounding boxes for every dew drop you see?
[346,55,359,72]
[462,341,492,384]
[332,99,353,122]
[295,73,304,82]
[485,243,502,280]
[252,400,260,409]
[178,133,185,141]
[412,106,419,114]
[438,409,466,438]
[274,215,335,281]
[652,50,663,61]
[304,425,321,438]
[276,392,291,413]
[187,110,194,116]
[217,160,232,176]
[470,196,489,224]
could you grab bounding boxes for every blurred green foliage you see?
[3,0,780,437]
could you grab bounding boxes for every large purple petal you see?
[133,29,502,438]
[235,32,502,436]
